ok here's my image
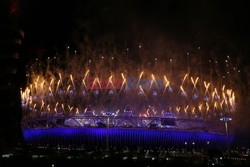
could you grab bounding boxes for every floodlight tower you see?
[220,111,232,156]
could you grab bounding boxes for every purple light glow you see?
[23,128,233,149]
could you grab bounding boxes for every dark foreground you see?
[0,147,249,167]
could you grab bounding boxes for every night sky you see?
[4,0,250,146]
[20,0,250,61]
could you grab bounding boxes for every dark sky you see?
[19,0,250,62]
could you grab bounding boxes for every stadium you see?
[22,116,233,149]
[21,52,236,150]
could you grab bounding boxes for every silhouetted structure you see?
[0,0,24,149]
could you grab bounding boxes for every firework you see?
[21,48,237,121]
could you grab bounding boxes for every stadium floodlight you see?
[220,116,233,156]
